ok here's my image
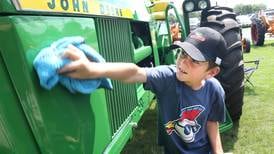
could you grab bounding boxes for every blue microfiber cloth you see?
[33,36,113,94]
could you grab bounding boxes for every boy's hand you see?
[59,45,100,79]
[59,45,146,83]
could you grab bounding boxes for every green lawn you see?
[222,40,274,153]
[122,40,274,154]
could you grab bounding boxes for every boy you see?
[59,27,226,154]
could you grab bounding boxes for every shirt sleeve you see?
[143,65,176,95]
[207,79,226,123]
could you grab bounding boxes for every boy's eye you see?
[191,59,201,64]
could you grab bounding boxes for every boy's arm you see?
[207,121,223,154]
[59,45,147,83]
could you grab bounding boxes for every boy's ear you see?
[205,67,220,79]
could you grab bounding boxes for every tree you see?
[234,4,266,15]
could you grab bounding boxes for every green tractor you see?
[0,0,243,153]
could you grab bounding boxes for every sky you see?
[210,0,274,9]
[171,0,274,9]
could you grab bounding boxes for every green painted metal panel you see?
[0,1,159,152]
[89,89,112,154]
[0,0,150,21]
[0,53,39,154]
[0,1,16,13]
[0,15,111,153]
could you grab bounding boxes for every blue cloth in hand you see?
[33,36,113,94]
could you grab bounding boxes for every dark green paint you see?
[0,16,101,153]
[0,52,39,154]
[0,1,16,13]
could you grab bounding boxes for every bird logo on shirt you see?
[165,105,205,143]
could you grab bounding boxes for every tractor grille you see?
[95,18,138,136]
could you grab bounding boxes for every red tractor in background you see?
[251,9,274,46]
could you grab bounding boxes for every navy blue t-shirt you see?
[143,65,225,154]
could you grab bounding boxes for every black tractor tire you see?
[251,18,266,46]
[201,7,244,121]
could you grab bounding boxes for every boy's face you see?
[176,50,219,87]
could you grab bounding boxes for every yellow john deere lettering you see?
[16,0,93,14]
[13,0,133,18]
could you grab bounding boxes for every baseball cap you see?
[173,27,227,66]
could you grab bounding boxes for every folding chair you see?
[244,59,260,87]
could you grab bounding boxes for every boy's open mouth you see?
[179,68,188,74]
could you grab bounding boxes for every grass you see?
[122,40,274,154]
[222,40,274,153]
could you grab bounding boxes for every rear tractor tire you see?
[251,18,266,46]
[201,7,244,121]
